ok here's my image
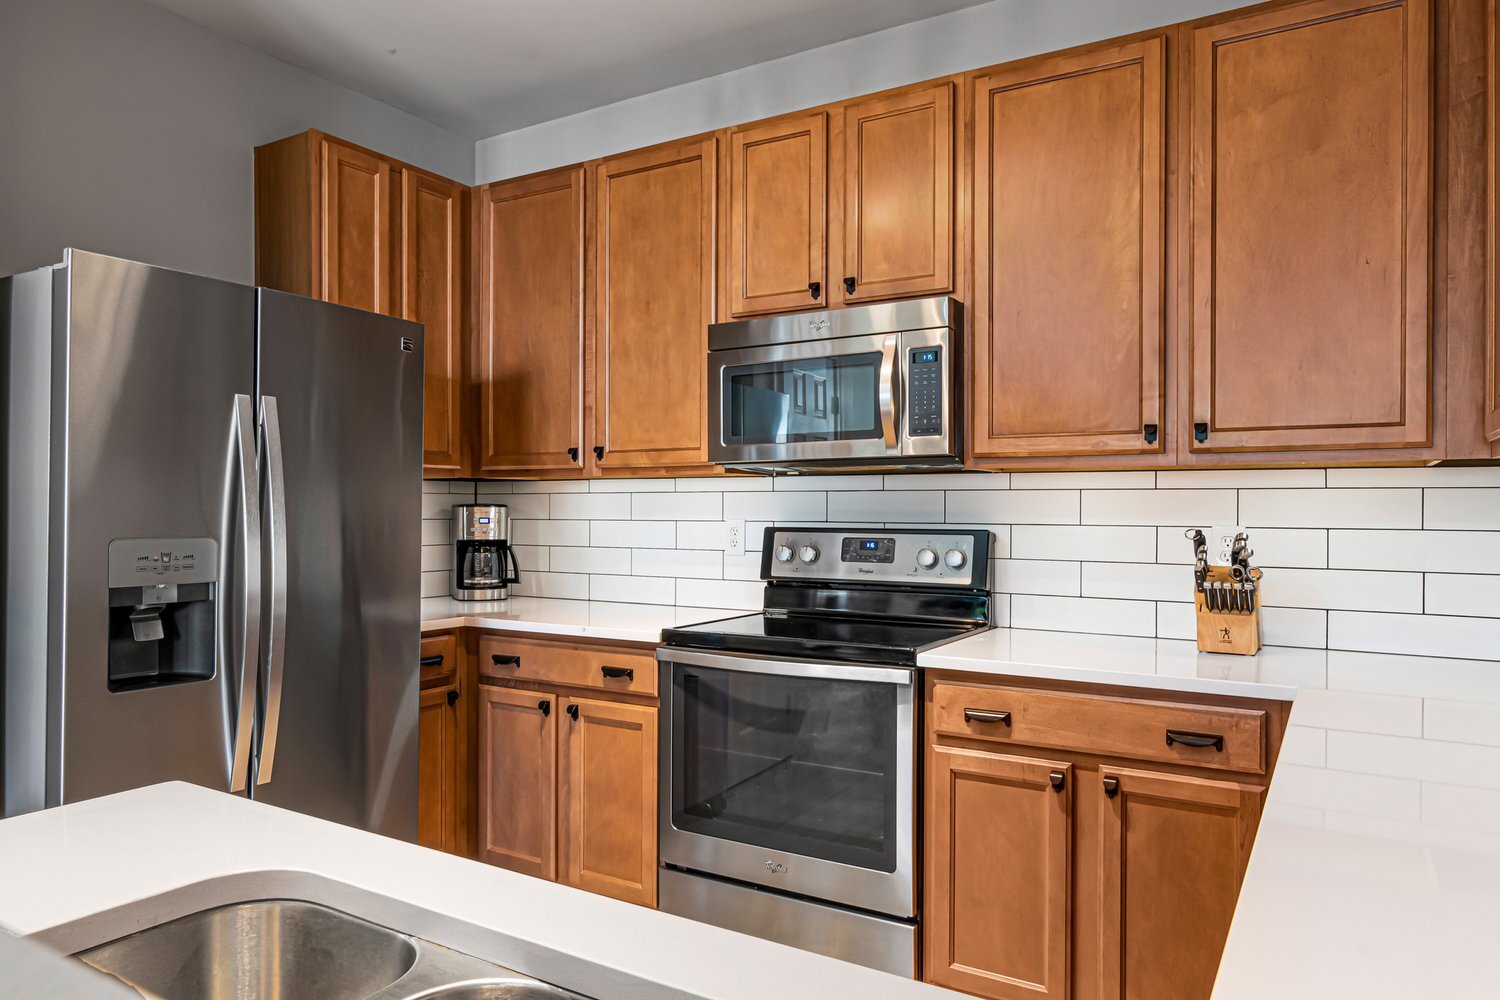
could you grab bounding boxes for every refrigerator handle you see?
[227,395,262,794]
[256,395,289,785]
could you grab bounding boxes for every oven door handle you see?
[657,647,915,686]
[878,335,899,450]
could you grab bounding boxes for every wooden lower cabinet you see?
[477,684,558,879]
[558,696,658,906]
[417,632,465,855]
[925,746,1072,999]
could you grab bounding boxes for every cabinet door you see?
[1095,767,1263,1000]
[1187,0,1432,453]
[417,684,459,853]
[925,745,1072,1000]
[593,140,716,471]
[1489,0,1500,443]
[403,170,467,477]
[321,138,398,315]
[726,114,826,315]
[478,684,558,879]
[558,696,657,907]
[840,83,954,303]
[476,168,586,475]
[972,38,1166,459]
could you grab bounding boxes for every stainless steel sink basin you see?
[77,900,418,1000]
[71,897,589,1000]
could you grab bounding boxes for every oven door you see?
[658,648,916,917]
[708,329,952,468]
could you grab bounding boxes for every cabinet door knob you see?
[1194,422,1209,443]
[1166,729,1224,752]
[538,700,550,717]
[601,665,634,680]
[1103,776,1120,798]
[1049,770,1065,791]
[567,447,579,462]
[843,276,856,295]
[594,445,605,461]
[566,704,580,722]
[963,708,1011,726]
[1143,423,1158,444]
[447,689,459,707]
[808,281,821,300]
[491,654,521,669]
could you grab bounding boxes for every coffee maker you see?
[451,505,520,600]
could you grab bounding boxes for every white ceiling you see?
[143,0,991,139]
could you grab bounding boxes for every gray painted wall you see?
[0,0,474,283]
[474,0,1247,183]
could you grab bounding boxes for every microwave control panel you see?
[907,346,943,437]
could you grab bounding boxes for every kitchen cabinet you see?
[970,38,1166,460]
[725,113,827,316]
[837,82,954,304]
[1489,0,1500,444]
[1185,0,1433,453]
[254,130,469,478]
[476,634,659,906]
[558,696,658,907]
[924,676,1285,1000]
[417,632,465,855]
[475,167,586,476]
[924,746,1072,999]
[1093,767,1262,1000]
[592,139,717,472]
[477,683,558,879]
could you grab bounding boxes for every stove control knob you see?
[944,548,968,570]
[774,544,795,564]
[916,548,939,569]
[798,544,821,564]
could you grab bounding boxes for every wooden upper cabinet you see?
[925,745,1072,1000]
[726,113,827,315]
[839,83,954,303]
[972,38,1166,460]
[558,696,658,907]
[321,138,400,316]
[478,684,558,879]
[593,139,716,471]
[1489,0,1500,444]
[1187,0,1433,453]
[1094,767,1263,1000]
[476,168,586,475]
[403,170,467,477]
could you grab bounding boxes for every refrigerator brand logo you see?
[400,337,415,353]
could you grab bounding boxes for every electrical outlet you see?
[726,519,745,555]
[1207,524,1246,567]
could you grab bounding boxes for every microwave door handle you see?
[879,335,898,449]
[256,395,288,785]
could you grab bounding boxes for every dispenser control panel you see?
[108,537,218,588]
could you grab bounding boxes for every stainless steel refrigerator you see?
[0,249,422,839]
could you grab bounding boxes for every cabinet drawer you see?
[419,633,458,690]
[478,634,657,697]
[931,682,1266,775]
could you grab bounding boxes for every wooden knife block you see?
[1194,565,1261,655]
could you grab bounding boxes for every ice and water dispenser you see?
[106,538,217,691]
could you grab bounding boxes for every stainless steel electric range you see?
[656,525,994,977]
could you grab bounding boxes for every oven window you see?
[670,665,898,872]
[722,354,881,445]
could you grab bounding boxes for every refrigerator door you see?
[52,250,259,805]
[253,289,422,839]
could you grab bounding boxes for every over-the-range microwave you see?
[707,296,962,473]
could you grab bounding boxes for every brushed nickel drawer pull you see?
[963,708,1011,726]
[1166,729,1225,752]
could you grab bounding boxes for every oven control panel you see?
[764,527,990,588]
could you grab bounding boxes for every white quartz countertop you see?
[420,596,744,644]
[918,628,1500,1000]
[0,783,953,1000]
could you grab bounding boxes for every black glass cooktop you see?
[662,612,986,666]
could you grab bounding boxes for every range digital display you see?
[841,537,896,563]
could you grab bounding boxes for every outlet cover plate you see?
[1207,525,1246,567]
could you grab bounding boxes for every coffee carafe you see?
[451,505,520,600]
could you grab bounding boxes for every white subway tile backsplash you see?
[1424,574,1500,617]
[422,493,457,519]
[470,481,509,496]
[1082,562,1194,602]
[510,519,590,546]
[947,490,1078,525]
[591,520,675,548]
[886,472,1007,490]
[1011,595,1156,637]
[590,574,674,604]
[680,578,763,610]
[1259,607,1327,649]
[512,571,589,600]
[1241,489,1422,529]
[1330,529,1500,574]
[420,546,451,573]
[421,520,450,546]
[1326,467,1500,487]
[994,559,1081,597]
[1329,612,1500,661]
[1156,601,1195,640]
[1327,651,1500,702]
[550,493,632,520]
[491,492,549,520]
[723,553,763,581]
[1083,489,1236,527]
[679,476,770,492]
[513,545,549,573]
[724,490,823,521]
[1424,700,1500,748]
[1423,489,1500,531]
[633,548,723,579]
[635,492,723,521]
[590,478,674,493]
[422,480,450,494]
[774,475,883,492]
[550,547,632,575]
[675,521,730,550]
[1010,471,1154,489]
[1156,469,1326,489]
[511,480,589,493]
[1260,569,1423,613]
[1011,525,1157,563]
[420,570,449,598]
[831,490,944,523]
[1155,527,1328,568]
